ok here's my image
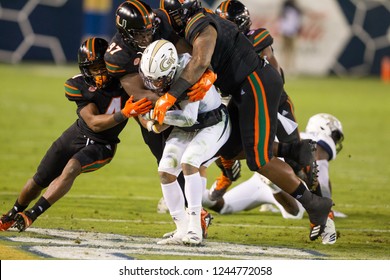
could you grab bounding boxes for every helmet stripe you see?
[221,0,230,16]
[85,37,96,61]
[127,0,152,27]
[149,40,169,70]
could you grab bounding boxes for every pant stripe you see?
[248,72,270,167]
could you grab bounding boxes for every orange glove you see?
[187,69,217,102]
[121,96,152,118]
[152,93,177,124]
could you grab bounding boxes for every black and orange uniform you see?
[33,75,128,188]
[180,11,283,170]
[104,9,178,163]
[246,27,299,144]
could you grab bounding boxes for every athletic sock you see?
[25,197,51,221]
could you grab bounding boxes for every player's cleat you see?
[182,231,202,246]
[292,139,317,167]
[333,210,348,218]
[209,174,232,201]
[163,209,212,239]
[157,232,185,245]
[302,192,333,241]
[162,229,177,239]
[12,212,33,232]
[321,212,337,245]
[297,161,319,190]
[259,204,280,213]
[220,158,241,181]
[0,214,16,231]
[201,208,213,239]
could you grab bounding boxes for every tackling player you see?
[104,0,213,239]
[202,113,345,245]
[0,37,152,232]
[154,0,333,241]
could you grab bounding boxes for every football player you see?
[104,0,213,239]
[154,0,332,241]
[138,40,231,246]
[203,113,345,245]
[210,0,316,203]
[0,37,152,232]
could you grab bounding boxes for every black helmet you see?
[215,0,252,33]
[115,0,158,50]
[78,37,110,89]
[160,0,202,36]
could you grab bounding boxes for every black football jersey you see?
[183,10,260,95]
[64,75,129,144]
[104,9,178,79]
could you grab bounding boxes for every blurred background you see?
[0,0,389,79]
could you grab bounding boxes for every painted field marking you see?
[4,228,325,260]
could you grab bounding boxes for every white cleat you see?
[259,204,280,213]
[162,229,177,239]
[321,217,337,245]
[157,232,185,245]
[182,231,203,246]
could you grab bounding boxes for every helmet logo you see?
[116,15,127,28]
[160,50,176,71]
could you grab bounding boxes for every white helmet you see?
[305,113,344,153]
[139,39,178,93]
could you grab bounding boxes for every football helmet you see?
[139,39,179,93]
[78,37,110,89]
[115,0,158,50]
[160,0,202,36]
[305,113,344,153]
[215,0,252,33]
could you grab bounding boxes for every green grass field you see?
[0,63,389,260]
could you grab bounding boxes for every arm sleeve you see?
[163,100,199,127]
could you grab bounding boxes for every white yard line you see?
[5,228,325,260]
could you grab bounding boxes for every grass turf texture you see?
[0,63,389,260]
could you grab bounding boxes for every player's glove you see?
[187,69,217,102]
[152,93,177,124]
[121,96,152,118]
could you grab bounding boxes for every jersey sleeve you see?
[104,33,141,79]
[184,11,212,45]
[247,28,274,53]
[64,76,89,110]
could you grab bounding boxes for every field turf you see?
[0,63,389,260]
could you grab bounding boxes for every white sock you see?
[184,173,202,234]
[161,181,187,235]
[317,159,331,198]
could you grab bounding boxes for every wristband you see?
[114,111,127,123]
[169,77,192,99]
[146,121,154,132]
